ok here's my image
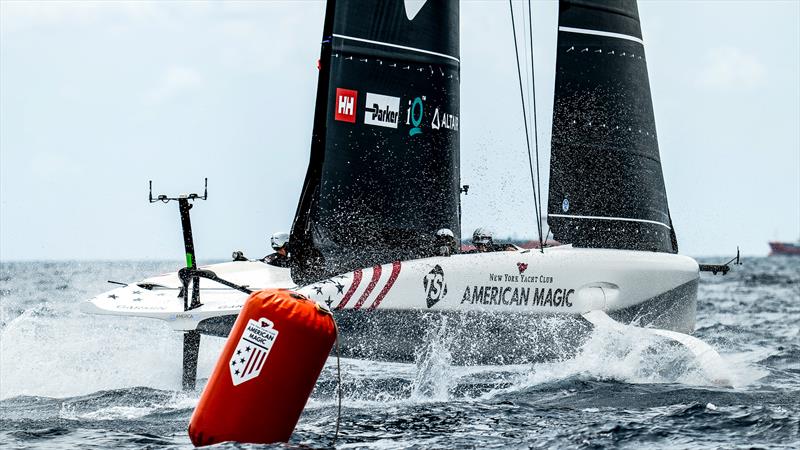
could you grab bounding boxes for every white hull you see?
[81,246,699,363]
[298,246,697,320]
[81,260,294,331]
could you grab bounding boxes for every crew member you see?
[471,227,494,253]
[435,228,457,256]
[262,232,290,267]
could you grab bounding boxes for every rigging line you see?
[521,1,537,199]
[508,0,544,249]
[526,0,545,253]
[520,1,540,242]
[519,0,543,252]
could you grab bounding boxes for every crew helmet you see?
[472,227,493,245]
[436,228,455,239]
[270,232,290,250]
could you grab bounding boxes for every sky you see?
[1,0,798,261]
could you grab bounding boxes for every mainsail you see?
[291,0,461,283]
[547,0,678,253]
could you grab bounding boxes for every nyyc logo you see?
[406,96,425,136]
[364,93,400,128]
[229,317,278,386]
[423,264,447,308]
[334,88,357,123]
[517,262,528,274]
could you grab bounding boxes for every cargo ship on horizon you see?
[769,240,800,256]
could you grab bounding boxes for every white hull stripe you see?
[558,26,643,46]
[548,213,671,230]
[331,33,460,63]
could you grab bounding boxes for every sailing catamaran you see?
[82,0,726,388]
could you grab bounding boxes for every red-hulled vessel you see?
[768,241,800,256]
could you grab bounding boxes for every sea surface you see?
[1,257,798,449]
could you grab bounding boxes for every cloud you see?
[144,66,206,105]
[695,47,767,90]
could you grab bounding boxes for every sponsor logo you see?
[334,88,357,123]
[461,286,575,308]
[517,262,528,274]
[423,264,447,308]
[406,96,425,136]
[431,107,459,131]
[404,0,427,20]
[403,96,458,135]
[116,305,166,310]
[229,317,278,386]
[364,93,400,128]
[217,303,244,310]
[490,272,553,283]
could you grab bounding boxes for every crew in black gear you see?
[262,232,290,267]
[435,228,458,256]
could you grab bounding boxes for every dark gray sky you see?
[1,1,798,261]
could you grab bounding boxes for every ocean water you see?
[1,257,798,449]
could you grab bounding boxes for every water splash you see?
[479,316,764,400]
[410,314,454,401]
[0,304,224,400]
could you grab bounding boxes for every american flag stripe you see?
[367,261,401,311]
[249,350,264,375]
[242,348,259,375]
[254,350,268,372]
[335,268,363,310]
[353,265,382,310]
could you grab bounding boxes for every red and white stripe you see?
[335,261,401,311]
[242,348,266,377]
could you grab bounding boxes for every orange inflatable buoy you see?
[189,289,336,446]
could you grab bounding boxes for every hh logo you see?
[517,262,528,274]
[423,264,447,308]
[335,88,357,123]
[229,317,279,386]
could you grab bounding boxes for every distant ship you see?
[768,240,800,256]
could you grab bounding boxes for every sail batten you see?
[548,214,672,230]
[558,26,643,44]
[331,33,461,63]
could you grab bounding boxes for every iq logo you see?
[406,96,425,136]
[335,88,357,123]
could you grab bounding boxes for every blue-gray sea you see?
[1,257,798,449]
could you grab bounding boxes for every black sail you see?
[291,0,461,283]
[548,0,678,253]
